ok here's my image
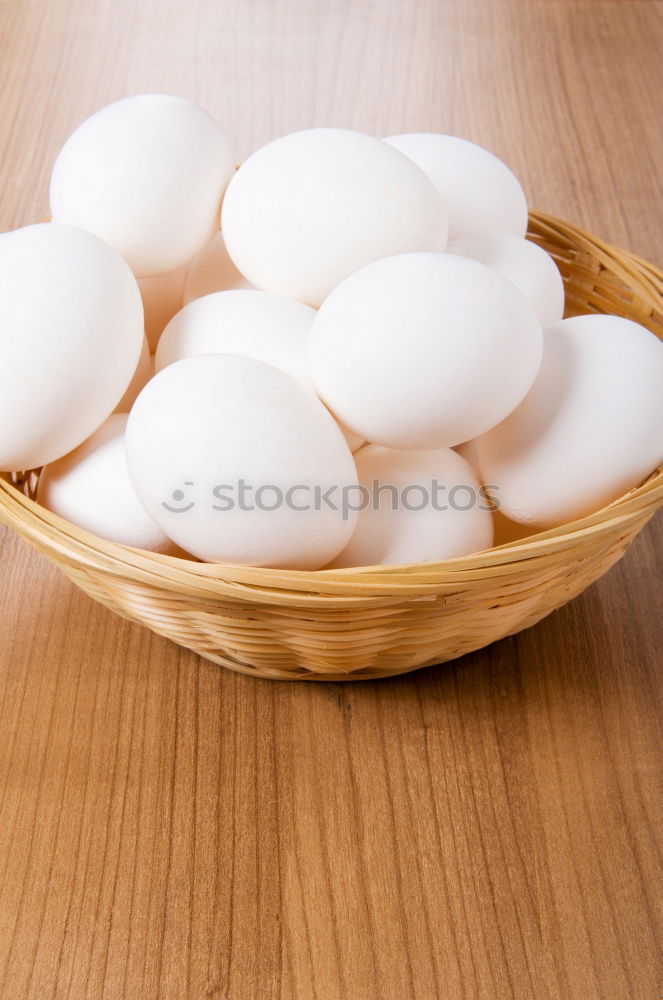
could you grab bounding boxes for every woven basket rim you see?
[1,209,662,600]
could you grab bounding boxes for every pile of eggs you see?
[1,94,662,569]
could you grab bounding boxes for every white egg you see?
[327,446,493,567]
[49,94,235,277]
[384,133,528,240]
[183,231,253,304]
[221,127,447,307]
[0,223,143,472]
[155,290,365,454]
[125,354,359,567]
[155,289,314,384]
[309,252,542,450]
[139,262,190,351]
[446,235,565,328]
[115,334,153,413]
[475,315,663,526]
[37,414,176,553]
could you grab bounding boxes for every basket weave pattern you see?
[1,212,662,680]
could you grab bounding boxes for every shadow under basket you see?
[1,211,662,680]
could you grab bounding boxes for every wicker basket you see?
[1,211,662,680]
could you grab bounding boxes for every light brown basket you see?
[1,211,662,680]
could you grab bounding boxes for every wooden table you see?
[1,1,661,997]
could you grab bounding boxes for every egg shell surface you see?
[115,334,153,412]
[384,133,528,240]
[139,262,190,351]
[156,290,364,453]
[49,94,235,277]
[37,414,177,553]
[0,223,144,471]
[446,234,565,328]
[327,445,494,567]
[183,230,253,304]
[309,251,543,450]
[475,314,663,526]
[337,423,365,454]
[454,439,482,476]
[155,289,315,385]
[125,353,359,567]
[221,127,448,307]
[453,439,536,543]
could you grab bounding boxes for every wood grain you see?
[0,1,662,997]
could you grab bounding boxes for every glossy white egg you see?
[0,223,143,471]
[155,290,364,453]
[221,127,447,307]
[328,446,493,567]
[37,414,176,552]
[50,94,235,277]
[475,315,663,526]
[309,251,542,450]
[447,234,565,328]
[384,133,528,240]
[155,289,314,384]
[125,354,359,567]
